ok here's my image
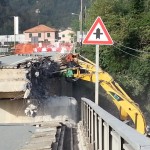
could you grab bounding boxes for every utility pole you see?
[83,6,86,29]
[14,16,19,51]
[72,0,83,46]
[80,0,83,45]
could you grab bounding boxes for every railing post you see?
[91,109,94,147]
[94,113,98,150]
[111,131,121,150]
[83,102,86,126]
[85,103,87,133]
[86,103,89,137]
[103,122,110,150]
[81,101,84,124]
[89,106,91,142]
[98,117,103,150]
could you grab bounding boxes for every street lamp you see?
[71,13,80,19]
[71,13,81,30]
[71,12,82,44]
[35,9,40,25]
[71,0,83,46]
[71,13,79,16]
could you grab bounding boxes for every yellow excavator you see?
[60,53,147,135]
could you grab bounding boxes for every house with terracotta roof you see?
[24,24,58,44]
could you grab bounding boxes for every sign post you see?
[95,45,99,104]
[83,16,113,105]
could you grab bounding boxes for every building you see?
[0,34,25,53]
[0,25,75,53]
[23,24,58,44]
[0,34,25,46]
[0,26,75,46]
[58,28,75,43]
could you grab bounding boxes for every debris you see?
[23,89,31,99]
[35,71,39,77]
[25,104,37,117]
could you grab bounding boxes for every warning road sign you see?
[83,17,113,45]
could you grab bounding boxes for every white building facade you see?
[58,29,75,43]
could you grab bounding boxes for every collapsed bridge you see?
[0,53,66,120]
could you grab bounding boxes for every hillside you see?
[0,0,89,34]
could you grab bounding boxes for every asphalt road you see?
[0,124,35,150]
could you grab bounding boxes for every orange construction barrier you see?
[14,42,73,54]
[14,43,37,54]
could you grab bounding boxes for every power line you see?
[113,45,142,59]
[114,41,150,53]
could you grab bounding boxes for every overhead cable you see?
[112,45,141,59]
[114,41,150,53]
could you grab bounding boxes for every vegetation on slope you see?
[78,0,150,117]
[0,0,89,34]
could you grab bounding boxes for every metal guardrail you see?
[81,97,150,150]
[0,47,8,52]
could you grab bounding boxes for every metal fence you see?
[0,47,8,53]
[81,97,150,150]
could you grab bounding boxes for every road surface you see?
[0,124,35,150]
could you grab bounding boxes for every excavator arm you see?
[61,54,146,134]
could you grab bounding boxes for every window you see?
[62,34,65,37]
[55,31,58,39]
[47,33,50,37]
[69,33,74,37]
[38,33,41,37]
[29,33,32,38]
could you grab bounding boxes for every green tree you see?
[80,0,150,101]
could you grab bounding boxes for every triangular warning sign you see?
[83,17,113,45]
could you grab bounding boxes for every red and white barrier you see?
[33,42,73,53]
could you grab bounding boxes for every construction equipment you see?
[61,53,147,135]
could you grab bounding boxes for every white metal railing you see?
[81,97,150,150]
[0,47,8,53]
